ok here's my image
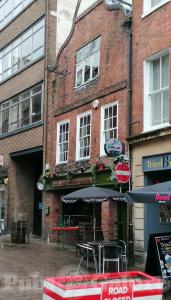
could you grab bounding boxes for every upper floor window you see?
[143,0,170,16]
[0,0,34,30]
[76,112,91,160]
[0,18,45,82]
[75,36,101,88]
[100,102,118,156]
[56,121,70,164]
[144,52,169,132]
[0,82,43,135]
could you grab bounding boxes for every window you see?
[0,82,43,135]
[144,53,169,131]
[0,18,45,82]
[76,112,91,160]
[100,102,118,156]
[0,0,34,30]
[75,37,101,88]
[160,204,171,223]
[143,0,170,15]
[56,121,70,164]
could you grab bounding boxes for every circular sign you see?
[104,138,122,157]
[115,162,131,184]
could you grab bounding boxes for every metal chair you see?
[102,244,122,273]
[118,240,127,270]
[76,243,98,273]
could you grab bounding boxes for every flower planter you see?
[43,271,163,300]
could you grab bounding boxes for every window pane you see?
[76,63,83,87]
[151,92,161,126]
[78,114,91,159]
[75,37,100,87]
[12,45,21,71]
[33,28,44,51]
[151,0,161,7]
[58,122,69,163]
[22,36,32,66]
[162,89,169,123]
[84,57,91,83]
[9,104,19,131]
[21,99,30,126]
[92,52,99,78]
[32,93,41,123]
[160,204,171,223]
[2,109,9,133]
[151,58,160,91]
[161,54,169,88]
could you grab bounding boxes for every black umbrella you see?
[125,180,171,204]
[61,186,129,241]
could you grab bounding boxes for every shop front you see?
[143,153,171,250]
[129,135,171,256]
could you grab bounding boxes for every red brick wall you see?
[45,2,130,238]
[46,2,129,168]
[131,0,171,136]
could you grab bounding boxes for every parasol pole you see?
[93,202,96,242]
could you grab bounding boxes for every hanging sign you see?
[115,162,131,184]
[104,138,122,157]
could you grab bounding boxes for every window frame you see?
[144,51,169,132]
[0,0,34,30]
[0,82,43,135]
[100,101,118,157]
[76,111,92,161]
[75,36,101,88]
[0,18,45,83]
[56,120,70,165]
[142,0,170,18]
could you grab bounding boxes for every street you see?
[0,235,170,300]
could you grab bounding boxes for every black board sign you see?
[145,232,171,280]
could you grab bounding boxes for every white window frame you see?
[56,120,70,164]
[0,0,34,30]
[142,0,170,18]
[100,101,118,157]
[76,111,92,161]
[75,37,101,88]
[143,51,169,132]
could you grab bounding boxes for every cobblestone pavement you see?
[0,235,80,300]
[0,235,170,300]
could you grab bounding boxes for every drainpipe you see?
[123,16,134,265]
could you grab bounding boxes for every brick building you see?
[44,0,132,242]
[0,0,59,236]
[128,0,171,258]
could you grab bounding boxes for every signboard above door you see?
[143,153,171,172]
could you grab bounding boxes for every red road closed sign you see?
[115,162,131,184]
[101,281,134,300]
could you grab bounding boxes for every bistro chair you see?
[118,240,127,270]
[76,243,98,273]
[102,244,122,273]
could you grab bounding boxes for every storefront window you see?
[160,204,171,223]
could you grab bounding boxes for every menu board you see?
[155,235,171,279]
[145,232,171,280]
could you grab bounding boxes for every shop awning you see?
[125,180,171,204]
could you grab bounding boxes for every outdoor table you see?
[88,240,119,273]
[49,226,80,249]
[43,271,163,300]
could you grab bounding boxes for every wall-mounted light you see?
[92,99,99,109]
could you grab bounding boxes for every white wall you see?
[56,0,77,54]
